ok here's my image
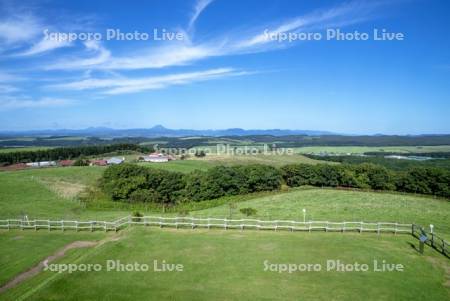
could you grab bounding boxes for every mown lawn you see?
[193,188,450,238]
[0,231,104,286]
[1,228,448,301]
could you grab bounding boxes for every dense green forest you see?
[100,163,450,205]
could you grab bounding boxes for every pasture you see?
[1,164,449,300]
[0,228,449,300]
[292,145,450,154]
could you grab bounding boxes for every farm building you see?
[107,157,125,165]
[142,153,172,163]
[59,160,75,167]
[90,159,108,166]
[26,161,57,168]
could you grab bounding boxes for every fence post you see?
[394,223,398,235]
[62,220,64,232]
[76,221,78,232]
[7,220,10,231]
[360,222,363,233]
[90,221,94,232]
[326,221,328,232]
[207,218,210,229]
[104,222,107,232]
[343,222,346,233]
[377,223,380,235]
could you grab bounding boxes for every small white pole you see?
[302,208,306,224]
[430,224,434,234]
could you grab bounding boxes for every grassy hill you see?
[0,166,449,300]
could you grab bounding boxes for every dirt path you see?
[0,235,121,294]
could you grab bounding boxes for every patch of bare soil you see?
[0,235,122,293]
[37,179,86,199]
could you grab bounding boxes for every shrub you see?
[240,207,257,216]
[73,158,90,166]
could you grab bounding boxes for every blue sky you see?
[0,0,449,134]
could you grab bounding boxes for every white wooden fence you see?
[0,216,412,234]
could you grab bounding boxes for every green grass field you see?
[138,160,214,173]
[0,231,105,287]
[0,147,53,153]
[0,228,448,301]
[292,145,450,154]
[190,153,327,166]
[1,165,449,300]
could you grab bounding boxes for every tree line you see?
[0,144,154,165]
[100,162,450,205]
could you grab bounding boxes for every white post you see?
[7,220,10,231]
[430,224,434,234]
[377,223,380,235]
[302,208,306,224]
[76,221,78,232]
[61,220,64,232]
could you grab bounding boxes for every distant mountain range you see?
[0,125,335,138]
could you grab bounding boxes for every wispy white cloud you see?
[0,14,41,45]
[43,1,380,72]
[0,84,20,93]
[0,71,24,82]
[236,1,379,49]
[48,68,248,95]
[45,40,110,70]
[188,0,214,32]
[15,36,72,56]
[0,96,74,110]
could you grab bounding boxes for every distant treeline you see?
[0,144,154,164]
[100,163,450,204]
[236,135,450,147]
[363,151,450,158]
[0,137,148,148]
[2,134,450,149]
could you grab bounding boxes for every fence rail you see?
[0,216,412,234]
[412,224,449,257]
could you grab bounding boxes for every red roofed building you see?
[90,159,108,166]
[59,160,75,167]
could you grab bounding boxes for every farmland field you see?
[0,228,448,301]
[1,163,449,300]
[292,145,450,154]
